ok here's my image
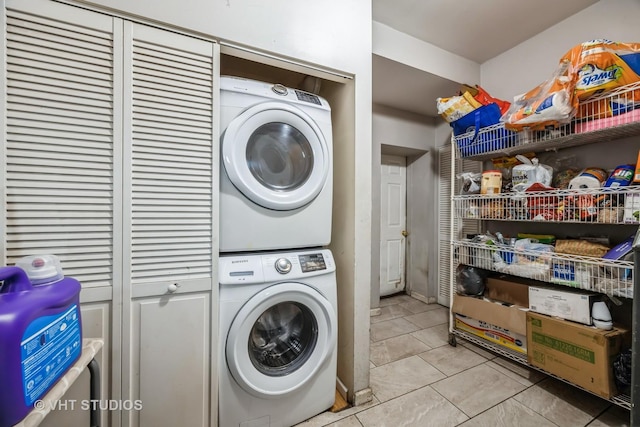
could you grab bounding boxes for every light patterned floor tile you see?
[457,398,558,427]
[418,343,488,376]
[588,404,630,426]
[398,299,442,314]
[369,304,414,324]
[410,323,450,348]
[431,364,527,417]
[458,340,498,360]
[356,386,468,427]
[370,334,430,366]
[326,415,364,427]
[513,377,610,427]
[486,357,547,387]
[378,294,415,307]
[370,317,420,342]
[369,355,445,402]
[404,307,449,329]
[294,396,380,427]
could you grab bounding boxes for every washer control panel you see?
[298,253,326,273]
[219,249,335,285]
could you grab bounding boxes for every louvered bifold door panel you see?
[125,24,214,295]
[4,6,116,288]
[437,145,452,306]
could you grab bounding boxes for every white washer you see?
[219,76,333,253]
[218,249,338,427]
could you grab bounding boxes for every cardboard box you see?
[455,314,527,354]
[527,312,629,399]
[452,294,528,354]
[529,285,598,325]
[485,276,530,307]
[453,294,526,335]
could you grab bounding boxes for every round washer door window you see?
[225,282,337,398]
[222,102,329,211]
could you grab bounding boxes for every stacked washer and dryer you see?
[218,76,338,427]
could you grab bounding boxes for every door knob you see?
[401,230,408,237]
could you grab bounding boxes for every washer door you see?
[222,101,329,211]
[225,282,336,398]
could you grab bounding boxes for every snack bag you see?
[561,39,640,118]
[501,60,578,131]
[436,93,481,123]
[460,84,511,115]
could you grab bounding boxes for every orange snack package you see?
[561,39,640,118]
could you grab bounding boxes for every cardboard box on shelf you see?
[485,275,530,307]
[455,314,527,354]
[528,285,598,325]
[527,312,629,399]
[452,294,527,354]
[453,294,527,335]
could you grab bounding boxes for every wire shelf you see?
[454,81,640,160]
[454,187,640,224]
[452,240,634,298]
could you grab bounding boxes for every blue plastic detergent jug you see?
[0,259,82,427]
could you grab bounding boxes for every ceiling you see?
[372,0,598,117]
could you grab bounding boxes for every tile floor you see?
[296,294,631,427]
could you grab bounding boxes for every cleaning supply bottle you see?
[0,258,82,427]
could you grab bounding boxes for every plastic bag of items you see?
[455,265,487,296]
[561,39,640,119]
[511,155,554,192]
[501,59,578,131]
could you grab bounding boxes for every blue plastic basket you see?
[452,104,518,157]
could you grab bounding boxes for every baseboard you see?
[369,307,382,317]
[353,387,373,407]
[409,291,436,304]
[330,377,350,413]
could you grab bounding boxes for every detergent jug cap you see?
[15,254,64,285]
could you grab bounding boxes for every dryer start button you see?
[271,83,288,96]
[275,258,292,274]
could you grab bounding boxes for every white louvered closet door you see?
[3,3,119,427]
[3,2,119,289]
[122,22,216,427]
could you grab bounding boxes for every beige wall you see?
[481,0,640,100]
[372,105,438,307]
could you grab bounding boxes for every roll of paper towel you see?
[568,167,608,189]
[510,90,574,125]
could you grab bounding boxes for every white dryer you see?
[219,76,333,253]
[218,249,338,427]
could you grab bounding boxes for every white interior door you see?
[380,155,407,297]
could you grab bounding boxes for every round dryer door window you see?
[222,101,330,211]
[225,282,337,398]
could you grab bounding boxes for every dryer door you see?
[225,282,337,398]
[221,101,330,211]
